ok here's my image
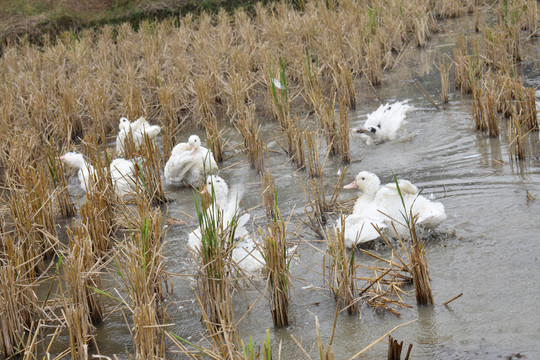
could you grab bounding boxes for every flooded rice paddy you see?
[55,15,540,360]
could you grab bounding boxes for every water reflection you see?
[414,305,441,358]
[474,134,503,169]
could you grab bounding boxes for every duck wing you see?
[379,101,411,139]
[131,116,151,131]
[110,158,137,196]
[384,179,418,196]
[407,195,447,228]
[164,151,201,183]
[338,214,387,248]
[232,237,265,273]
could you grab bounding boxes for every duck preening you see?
[338,171,446,247]
[188,175,265,273]
[352,101,411,145]
[115,116,161,156]
[164,135,218,186]
[59,152,137,198]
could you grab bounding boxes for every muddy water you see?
[58,15,540,360]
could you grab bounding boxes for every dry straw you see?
[324,219,359,314]
[195,77,224,163]
[408,210,434,305]
[61,224,104,359]
[262,157,277,219]
[260,191,291,327]
[439,56,451,104]
[47,148,76,218]
[136,133,167,205]
[302,164,347,238]
[234,104,265,173]
[116,199,167,359]
[8,165,59,275]
[0,234,42,358]
[387,335,413,360]
[190,185,242,356]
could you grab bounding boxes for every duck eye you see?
[377,124,381,129]
[361,177,365,180]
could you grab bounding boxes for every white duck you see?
[188,175,265,273]
[352,101,411,145]
[339,171,446,247]
[164,135,218,186]
[59,152,137,198]
[115,116,161,155]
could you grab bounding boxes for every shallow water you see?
[54,15,540,360]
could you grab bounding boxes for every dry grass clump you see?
[472,78,499,137]
[432,0,471,19]
[302,165,347,238]
[408,213,434,305]
[79,141,117,256]
[338,96,351,164]
[136,133,167,205]
[495,0,538,62]
[195,77,224,163]
[260,193,291,327]
[356,245,414,315]
[189,187,244,356]
[508,112,526,160]
[439,56,451,104]
[46,149,77,218]
[268,61,292,132]
[324,220,358,314]
[451,8,537,159]
[388,335,413,360]
[234,105,265,173]
[287,116,307,169]
[61,224,104,359]
[116,200,167,358]
[305,130,323,179]
[389,177,434,306]
[453,36,483,93]
[262,160,277,219]
[332,61,357,111]
[8,165,59,274]
[0,234,42,358]
[497,74,539,132]
[117,241,166,359]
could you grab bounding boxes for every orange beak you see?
[343,180,358,189]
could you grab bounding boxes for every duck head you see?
[188,135,201,154]
[344,171,381,197]
[203,175,228,207]
[59,152,86,170]
[119,117,131,131]
[352,124,381,137]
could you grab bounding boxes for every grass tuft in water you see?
[392,173,433,305]
[324,217,358,314]
[260,189,291,327]
[191,179,241,356]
